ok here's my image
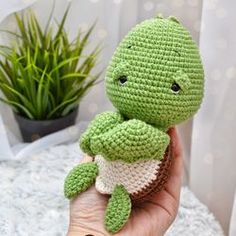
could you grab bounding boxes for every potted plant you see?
[0,6,101,142]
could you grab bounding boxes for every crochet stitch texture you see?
[64,16,204,234]
[64,162,98,199]
[106,17,204,129]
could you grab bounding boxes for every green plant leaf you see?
[61,72,87,80]
[1,83,36,113]
[49,56,80,75]
[0,97,34,119]
[0,5,101,120]
[36,67,48,118]
[14,13,29,47]
[47,96,78,119]
[53,3,71,47]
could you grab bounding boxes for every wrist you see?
[68,224,108,236]
[68,229,105,236]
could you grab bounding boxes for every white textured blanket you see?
[0,143,224,236]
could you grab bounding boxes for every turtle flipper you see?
[80,111,124,156]
[90,119,170,163]
[64,162,98,199]
[105,185,131,234]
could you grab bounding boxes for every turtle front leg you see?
[105,185,131,234]
[64,162,98,199]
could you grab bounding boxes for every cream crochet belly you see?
[94,155,161,195]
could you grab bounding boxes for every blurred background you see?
[0,0,235,235]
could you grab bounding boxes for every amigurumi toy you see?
[64,16,204,234]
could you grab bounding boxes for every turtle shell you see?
[94,147,172,203]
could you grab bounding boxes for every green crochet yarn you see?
[106,17,204,129]
[65,16,204,234]
[105,185,131,233]
[90,119,170,162]
[64,162,98,199]
[80,111,124,157]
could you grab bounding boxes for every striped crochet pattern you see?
[95,155,161,195]
[64,16,204,234]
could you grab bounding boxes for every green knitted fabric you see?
[80,111,124,156]
[65,16,205,234]
[64,162,98,199]
[105,185,131,233]
[79,17,204,163]
[106,16,204,129]
[90,119,170,162]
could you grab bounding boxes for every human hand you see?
[68,127,183,236]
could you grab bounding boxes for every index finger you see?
[80,155,93,163]
[165,127,183,199]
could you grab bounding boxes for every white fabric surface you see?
[0,143,224,236]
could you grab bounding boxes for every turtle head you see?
[105,16,204,129]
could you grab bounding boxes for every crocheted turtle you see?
[64,16,204,233]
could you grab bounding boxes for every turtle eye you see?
[118,76,128,85]
[171,82,181,94]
